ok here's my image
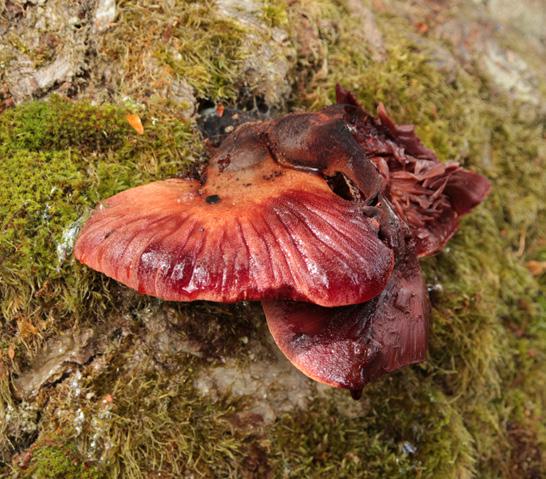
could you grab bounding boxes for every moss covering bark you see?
[0,0,544,478]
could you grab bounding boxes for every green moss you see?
[261,0,289,28]
[5,33,31,59]
[1,149,91,328]
[0,96,202,351]
[27,336,261,479]
[16,443,102,479]
[0,48,15,82]
[0,96,129,152]
[88,359,249,477]
[272,380,475,478]
[157,5,247,100]
[100,0,249,102]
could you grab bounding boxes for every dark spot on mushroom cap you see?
[205,194,221,204]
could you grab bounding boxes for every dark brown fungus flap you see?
[335,84,491,256]
[264,105,385,202]
[74,126,394,306]
[263,200,430,394]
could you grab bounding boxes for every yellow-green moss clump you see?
[0,97,202,354]
[1,0,545,477]
[16,442,101,479]
[97,0,249,104]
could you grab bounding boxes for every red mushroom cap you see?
[262,201,430,394]
[75,125,394,306]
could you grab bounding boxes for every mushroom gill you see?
[334,84,491,256]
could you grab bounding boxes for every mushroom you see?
[74,86,490,396]
[263,201,429,399]
[74,126,394,306]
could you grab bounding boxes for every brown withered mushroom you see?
[335,85,491,256]
[75,86,490,396]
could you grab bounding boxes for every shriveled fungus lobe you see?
[263,202,430,396]
[75,86,490,395]
[75,124,394,305]
[334,85,491,256]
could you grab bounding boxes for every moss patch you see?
[97,0,250,103]
[0,96,202,356]
[12,332,267,478]
[13,442,101,479]
[0,96,128,152]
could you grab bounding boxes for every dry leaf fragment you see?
[526,260,546,277]
[127,113,144,135]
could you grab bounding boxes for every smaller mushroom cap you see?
[263,202,429,393]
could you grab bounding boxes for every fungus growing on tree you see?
[75,86,490,396]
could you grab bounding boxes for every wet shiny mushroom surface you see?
[75,86,490,396]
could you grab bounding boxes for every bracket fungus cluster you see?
[74,86,490,398]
